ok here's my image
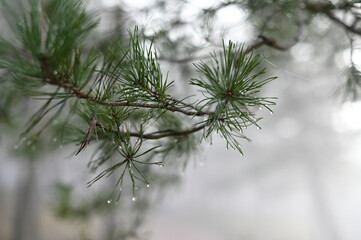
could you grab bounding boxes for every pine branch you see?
[305,1,361,36]
[0,0,276,198]
[43,77,211,117]
[95,121,207,140]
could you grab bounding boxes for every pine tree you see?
[1,0,360,239]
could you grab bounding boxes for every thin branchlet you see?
[44,77,212,116]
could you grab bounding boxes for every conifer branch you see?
[96,122,207,140]
[43,77,211,117]
[0,0,276,198]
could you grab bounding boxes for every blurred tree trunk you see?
[12,160,40,240]
[306,161,341,240]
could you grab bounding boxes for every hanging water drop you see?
[257,126,261,130]
[146,184,151,188]
[270,111,274,115]
[107,199,112,204]
[259,106,263,110]
[132,197,137,201]
[160,164,164,168]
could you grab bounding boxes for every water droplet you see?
[257,126,261,130]
[107,199,112,204]
[132,197,137,201]
[270,111,274,115]
[240,153,244,156]
[259,106,263,110]
[160,164,164,167]
[146,184,151,188]
[118,146,122,149]
[53,70,57,75]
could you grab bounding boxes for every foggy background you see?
[1,0,361,240]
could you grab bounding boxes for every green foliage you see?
[191,41,276,153]
[338,65,361,101]
[0,0,276,199]
[100,28,173,110]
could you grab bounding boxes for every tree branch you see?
[305,2,361,36]
[96,122,207,140]
[128,123,207,139]
[247,20,304,53]
[44,78,212,117]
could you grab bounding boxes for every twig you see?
[76,116,98,155]
[44,78,212,117]
[96,122,207,140]
[305,2,361,36]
